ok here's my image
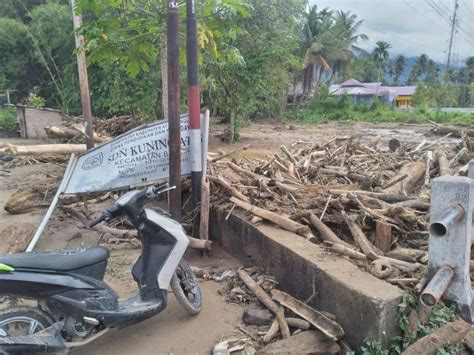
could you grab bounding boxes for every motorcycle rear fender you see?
[0,271,94,299]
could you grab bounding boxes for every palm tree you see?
[301,6,368,95]
[372,41,391,95]
[393,55,405,84]
[408,54,432,84]
[330,11,368,80]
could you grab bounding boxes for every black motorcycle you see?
[0,184,202,353]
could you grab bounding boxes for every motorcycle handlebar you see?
[88,210,112,228]
[146,184,176,199]
[88,185,176,227]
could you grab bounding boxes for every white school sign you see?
[27,112,209,252]
[64,115,193,194]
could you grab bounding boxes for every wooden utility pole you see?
[70,0,94,150]
[186,0,202,210]
[445,0,459,76]
[167,0,182,221]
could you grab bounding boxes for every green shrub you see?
[0,107,16,130]
[293,91,474,125]
[26,93,46,109]
[349,295,464,355]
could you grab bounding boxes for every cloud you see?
[309,0,473,63]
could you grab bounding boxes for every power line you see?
[361,23,441,52]
[461,0,474,18]
[402,0,441,27]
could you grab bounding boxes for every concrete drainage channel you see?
[210,207,403,348]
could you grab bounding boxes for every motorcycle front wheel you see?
[170,259,202,315]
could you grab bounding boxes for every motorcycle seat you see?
[0,246,109,272]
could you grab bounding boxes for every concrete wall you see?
[210,207,403,349]
[16,106,63,139]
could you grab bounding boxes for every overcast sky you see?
[310,0,474,65]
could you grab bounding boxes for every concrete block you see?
[259,330,339,354]
[468,160,474,179]
[428,176,474,321]
[210,208,403,349]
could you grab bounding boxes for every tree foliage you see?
[301,5,368,94]
[0,0,473,126]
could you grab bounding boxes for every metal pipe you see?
[70,0,94,150]
[167,0,181,221]
[420,266,454,307]
[429,204,464,237]
[201,109,210,182]
[186,0,202,210]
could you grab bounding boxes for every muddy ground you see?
[0,121,463,353]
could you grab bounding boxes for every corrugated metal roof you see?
[340,79,364,87]
[331,80,416,97]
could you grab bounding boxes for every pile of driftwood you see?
[208,134,471,290]
[44,115,138,144]
[213,268,345,353]
[216,267,472,354]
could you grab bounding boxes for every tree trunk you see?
[384,161,426,195]
[376,61,381,97]
[292,74,297,111]
[1,143,86,156]
[160,33,168,121]
[402,320,470,355]
[230,109,235,143]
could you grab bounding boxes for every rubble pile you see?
[209,131,472,289]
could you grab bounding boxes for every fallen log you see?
[209,144,251,162]
[230,197,316,242]
[262,315,311,344]
[320,241,367,261]
[307,213,353,249]
[384,161,426,195]
[260,330,340,354]
[386,247,426,263]
[402,320,470,355]
[44,126,79,140]
[271,289,345,341]
[5,183,58,214]
[280,145,297,163]
[393,199,430,211]
[431,125,474,138]
[0,143,86,156]
[375,221,392,253]
[437,151,451,176]
[238,269,290,339]
[328,189,411,203]
[263,319,279,343]
[287,317,311,330]
[0,223,36,254]
[209,176,250,203]
[342,212,421,272]
[70,123,111,143]
[342,212,380,259]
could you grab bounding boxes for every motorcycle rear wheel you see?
[0,306,53,337]
[170,259,202,315]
